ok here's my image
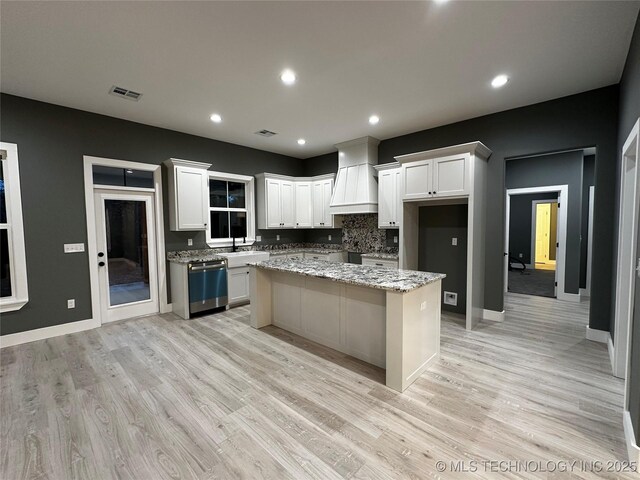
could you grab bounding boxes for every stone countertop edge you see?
[249,259,445,293]
[360,252,399,260]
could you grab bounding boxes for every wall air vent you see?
[254,129,277,137]
[109,85,143,101]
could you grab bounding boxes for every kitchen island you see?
[249,259,445,392]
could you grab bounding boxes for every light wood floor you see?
[1,293,634,479]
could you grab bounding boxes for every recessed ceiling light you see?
[369,115,380,125]
[281,69,297,85]
[297,138,306,145]
[434,0,449,3]
[491,74,509,88]
[210,113,222,123]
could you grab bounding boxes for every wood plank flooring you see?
[1,293,635,479]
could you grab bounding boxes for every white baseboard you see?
[483,309,505,322]
[579,288,590,298]
[0,318,99,348]
[585,326,610,344]
[557,292,581,303]
[161,302,173,314]
[608,335,616,374]
[623,411,640,463]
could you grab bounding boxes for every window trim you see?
[0,142,29,313]
[206,171,256,248]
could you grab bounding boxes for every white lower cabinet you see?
[228,266,250,305]
[304,252,345,262]
[362,257,399,269]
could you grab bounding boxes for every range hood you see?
[329,136,380,215]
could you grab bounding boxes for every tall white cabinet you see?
[396,142,492,331]
[375,162,401,228]
[164,158,211,231]
[256,173,338,229]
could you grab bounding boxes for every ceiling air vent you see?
[109,85,143,102]
[254,129,277,137]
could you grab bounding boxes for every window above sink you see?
[206,171,256,248]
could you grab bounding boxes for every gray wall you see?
[0,93,304,336]
[580,155,595,288]
[304,85,619,331]
[619,11,640,445]
[506,151,584,294]
[418,205,467,315]
[508,192,558,265]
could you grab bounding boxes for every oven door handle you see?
[189,264,226,272]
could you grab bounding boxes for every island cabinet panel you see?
[271,272,302,331]
[302,278,342,346]
[342,285,386,367]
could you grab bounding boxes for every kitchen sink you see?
[218,251,269,268]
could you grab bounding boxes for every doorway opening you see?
[534,201,558,270]
[83,156,168,325]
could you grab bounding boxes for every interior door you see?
[94,190,159,323]
[535,203,551,263]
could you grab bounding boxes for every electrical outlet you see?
[420,301,426,311]
[328,235,332,241]
[394,236,398,244]
[452,237,457,246]
[276,234,280,241]
[67,299,75,309]
[256,235,262,242]
[519,253,523,258]
[443,291,458,306]
[187,238,193,246]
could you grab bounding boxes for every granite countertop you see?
[167,249,223,264]
[361,252,399,260]
[250,259,445,292]
[268,248,345,255]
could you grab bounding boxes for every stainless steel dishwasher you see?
[187,259,228,315]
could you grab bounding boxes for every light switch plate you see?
[256,235,262,242]
[276,234,280,241]
[394,236,398,244]
[67,299,75,309]
[451,237,457,246]
[64,243,85,253]
[328,235,332,241]
[187,238,193,246]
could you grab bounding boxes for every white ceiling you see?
[1,1,638,159]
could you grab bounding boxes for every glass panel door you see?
[95,191,158,323]
[104,199,151,306]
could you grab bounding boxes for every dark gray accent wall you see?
[418,205,468,315]
[508,192,558,265]
[0,93,304,336]
[506,151,584,294]
[619,11,640,446]
[580,155,595,288]
[305,85,619,331]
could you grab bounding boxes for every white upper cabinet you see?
[263,178,295,228]
[295,182,313,228]
[376,165,401,228]
[165,158,211,231]
[312,178,334,228]
[433,155,468,197]
[399,153,469,201]
[257,173,336,229]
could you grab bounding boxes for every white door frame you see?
[585,185,595,297]
[615,118,640,382]
[505,185,574,302]
[94,190,159,323]
[83,156,169,325]
[530,198,559,269]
